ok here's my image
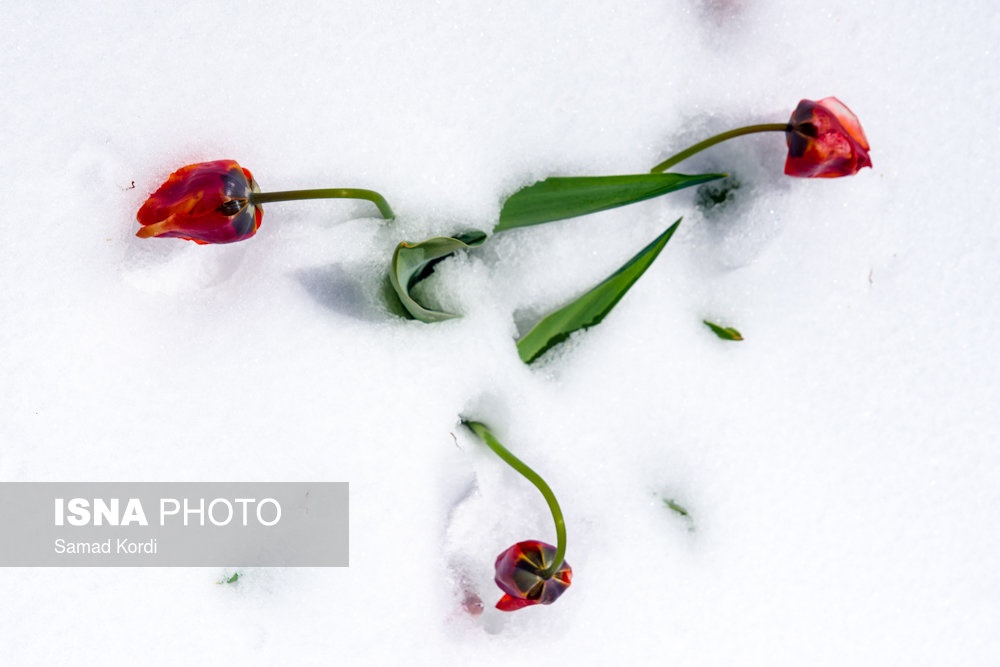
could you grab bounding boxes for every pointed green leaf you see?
[703,320,743,341]
[388,231,487,322]
[516,219,682,364]
[496,172,724,232]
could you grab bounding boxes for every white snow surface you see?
[2,1,998,665]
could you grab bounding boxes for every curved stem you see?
[650,122,791,173]
[249,188,394,220]
[463,420,566,579]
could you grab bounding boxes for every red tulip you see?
[494,540,572,611]
[785,97,872,178]
[136,160,263,244]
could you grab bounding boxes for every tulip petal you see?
[816,97,869,151]
[495,594,538,611]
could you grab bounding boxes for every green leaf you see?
[388,231,487,323]
[703,320,743,341]
[662,497,695,532]
[496,172,724,232]
[516,219,682,364]
[663,498,689,517]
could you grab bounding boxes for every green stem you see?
[463,420,566,580]
[650,122,791,173]
[249,188,394,220]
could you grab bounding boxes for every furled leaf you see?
[703,320,743,341]
[516,219,682,364]
[388,231,487,322]
[496,173,723,232]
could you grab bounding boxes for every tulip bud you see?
[785,97,872,178]
[493,540,572,611]
[136,160,263,244]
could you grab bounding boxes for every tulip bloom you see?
[462,421,572,613]
[651,96,872,179]
[137,160,263,244]
[785,97,872,178]
[136,161,394,244]
[494,540,572,611]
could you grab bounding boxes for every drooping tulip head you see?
[493,540,572,611]
[785,97,872,178]
[136,160,263,244]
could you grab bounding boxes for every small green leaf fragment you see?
[496,172,724,231]
[516,220,682,364]
[703,320,743,341]
[663,499,689,517]
[388,231,487,322]
[217,572,240,584]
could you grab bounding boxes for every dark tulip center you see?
[217,199,245,216]
[524,581,544,601]
[795,122,818,138]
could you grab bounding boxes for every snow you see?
[2,1,998,664]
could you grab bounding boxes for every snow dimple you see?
[120,239,248,294]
